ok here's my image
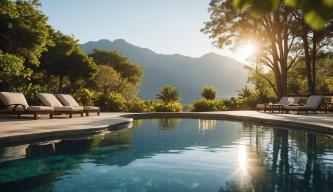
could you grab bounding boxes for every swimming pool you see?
[0,118,332,191]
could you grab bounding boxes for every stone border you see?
[121,112,333,135]
[0,120,132,146]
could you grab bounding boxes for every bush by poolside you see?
[154,102,183,112]
[191,99,227,112]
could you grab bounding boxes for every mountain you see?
[81,39,248,103]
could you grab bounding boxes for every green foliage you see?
[93,65,122,95]
[222,97,238,110]
[89,49,143,86]
[0,0,51,65]
[13,83,48,105]
[39,31,97,92]
[74,88,97,106]
[201,85,217,100]
[0,0,51,89]
[126,98,148,112]
[156,86,181,103]
[231,0,333,29]
[154,102,183,112]
[0,51,29,88]
[105,92,127,112]
[191,99,227,112]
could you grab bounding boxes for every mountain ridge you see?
[81,39,248,103]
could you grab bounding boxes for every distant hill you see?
[81,39,248,103]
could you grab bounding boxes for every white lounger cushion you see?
[278,97,289,105]
[83,106,100,110]
[54,106,83,112]
[27,106,54,112]
[56,94,99,111]
[0,92,29,109]
[37,93,63,107]
[277,96,301,105]
[56,94,80,107]
[285,95,323,110]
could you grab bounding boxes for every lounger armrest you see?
[5,104,27,112]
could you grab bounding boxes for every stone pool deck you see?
[0,113,132,144]
[0,111,332,144]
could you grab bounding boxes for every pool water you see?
[0,118,333,192]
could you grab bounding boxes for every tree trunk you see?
[311,32,317,94]
[302,26,314,94]
[58,76,64,93]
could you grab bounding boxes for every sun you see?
[234,41,257,61]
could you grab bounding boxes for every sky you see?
[40,0,233,58]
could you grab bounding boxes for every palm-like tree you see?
[201,85,217,100]
[156,86,181,103]
[238,86,252,100]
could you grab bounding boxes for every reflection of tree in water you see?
[132,119,143,128]
[0,128,134,191]
[198,119,216,133]
[219,123,333,191]
[156,118,181,130]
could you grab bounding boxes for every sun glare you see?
[235,41,257,61]
[238,145,248,171]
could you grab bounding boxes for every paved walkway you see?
[0,113,132,144]
[0,111,332,144]
[211,111,333,129]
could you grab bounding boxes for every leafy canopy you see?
[201,85,217,100]
[89,49,143,86]
[230,0,333,29]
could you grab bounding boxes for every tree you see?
[39,31,97,92]
[201,85,217,100]
[203,1,300,98]
[156,86,181,103]
[0,0,50,90]
[89,49,143,87]
[293,14,333,94]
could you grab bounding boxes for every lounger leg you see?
[86,111,89,116]
[34,113,37,120]
[97,111,100,116]
[50,113,54,119]
[69,113,72,118]
[81,112,83,117]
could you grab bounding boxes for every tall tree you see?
[39,31,97,92]
[0,0,50,90]
[89,49,143,87]
[294,13,333,94]
[203,0,300,98]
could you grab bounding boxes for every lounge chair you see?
[56,94,100,116]
[284,95,324,114]
[0,92,54,120]
[257,96,301,112]
[37,93,83,118]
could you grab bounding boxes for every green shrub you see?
[191,99,226,112]
[105,92,127,112]
[126,98,148,112]
[74,88,97,106]
[156,85,181,103]
[144,100,158,112]
[154,102,183,112]
[222,97,238,110]
[201,85,217,100]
